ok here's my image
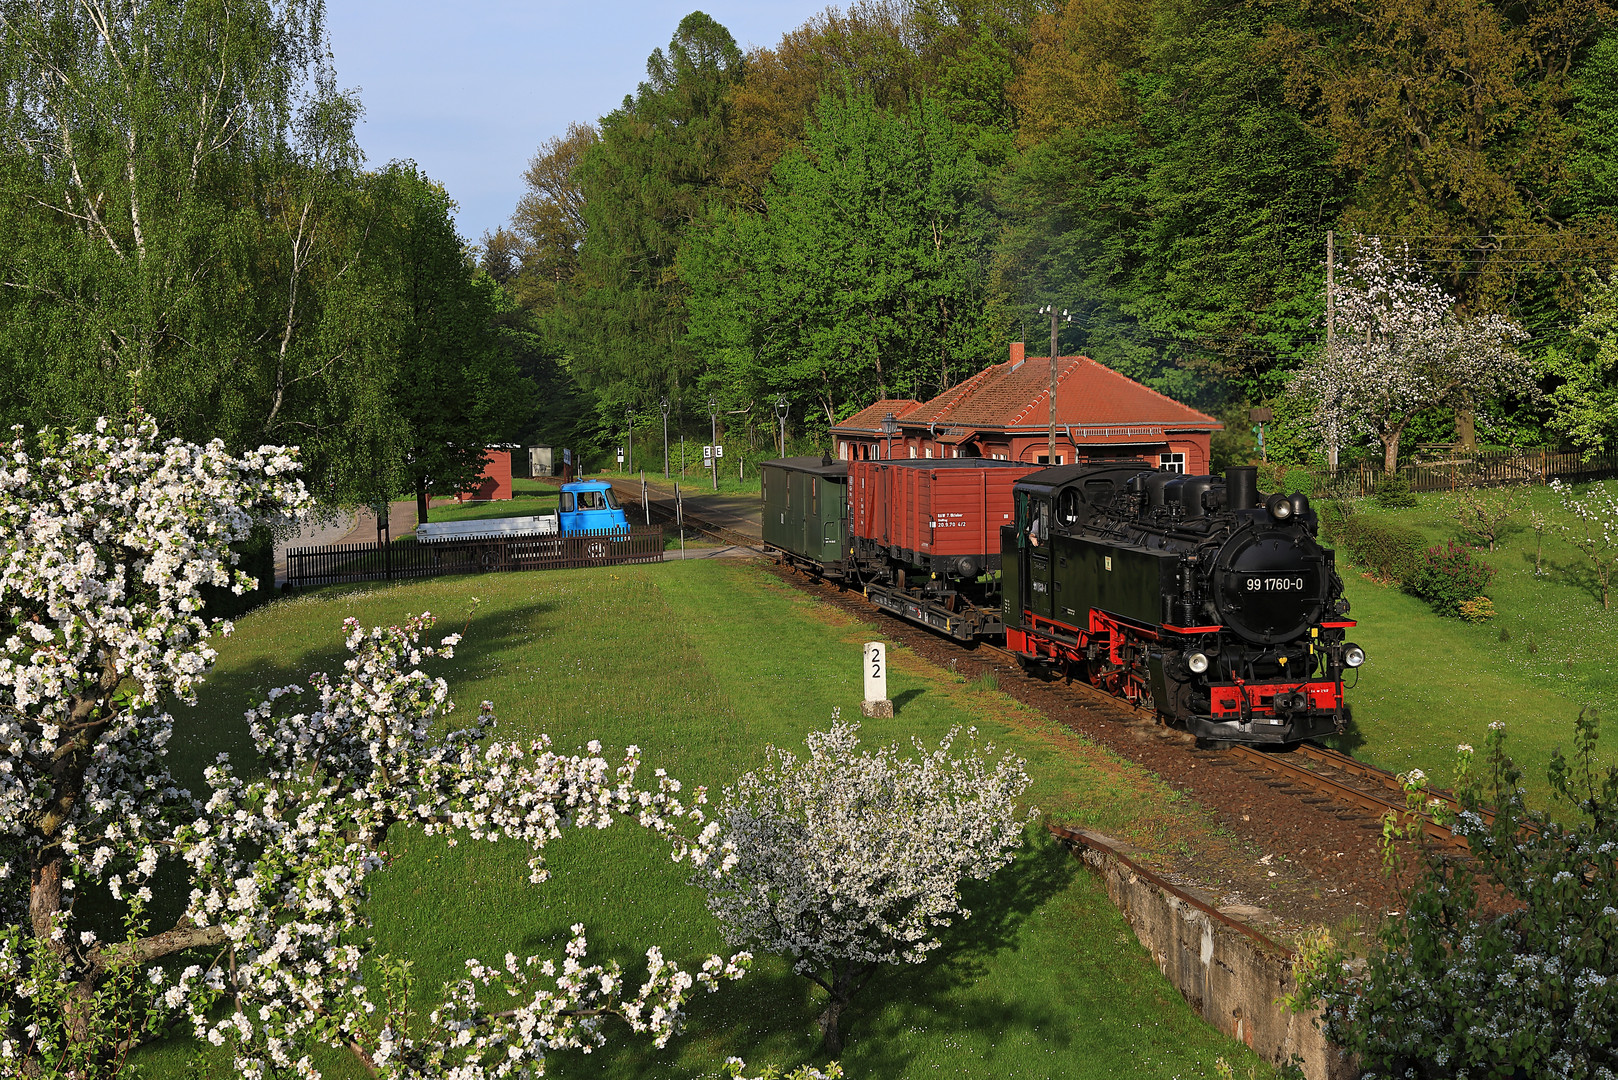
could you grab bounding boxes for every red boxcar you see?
[849,459,1043,579]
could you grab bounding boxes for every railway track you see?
[772,562,1485,855]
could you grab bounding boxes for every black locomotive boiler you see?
[1002,463,1364,745]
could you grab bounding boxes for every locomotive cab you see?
[1003,462,1362,746]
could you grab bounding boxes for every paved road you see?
[611,474,763,540]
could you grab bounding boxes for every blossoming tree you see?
[692,719,1034,1054]
[1553,479,1618,609]
[0,418,752,1077]
[1290,238,1530,470]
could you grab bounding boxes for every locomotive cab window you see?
[1057,488,1082,527]
[1026,499,1050,546]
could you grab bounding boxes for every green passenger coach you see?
[761,456,850,578]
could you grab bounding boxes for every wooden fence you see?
[286,525,664,590]
[1322,448,1618,497]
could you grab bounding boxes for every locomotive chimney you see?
[1225,465,1259,510]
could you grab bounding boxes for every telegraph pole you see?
[1325,230,1338,469]
[1038,305,1069,465]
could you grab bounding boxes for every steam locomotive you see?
[761,457,1363,746]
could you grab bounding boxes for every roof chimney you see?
[1010,342,1024,367]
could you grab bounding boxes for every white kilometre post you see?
[861,641,893,718]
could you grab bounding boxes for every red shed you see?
[850,459,1042,579]
[456,447,514,502]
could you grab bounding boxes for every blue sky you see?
[325,2,829,246]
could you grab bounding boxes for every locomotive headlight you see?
[1186,651,1211,674]
[1266,493,1294,520]
[1342,642,1366,668]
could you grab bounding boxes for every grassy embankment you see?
[1325,480,1618,807]
[138,560,1273,1079]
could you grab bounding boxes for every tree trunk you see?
[1382,429,1402,472]
[416,476,430,525]
[1455,405,1476,451]
[818,993,847,1055]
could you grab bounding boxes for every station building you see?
[830,343,1223,474]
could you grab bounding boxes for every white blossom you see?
[692,717,1034,1053]
[1290,237,1531,469]
[0,418,748,1079]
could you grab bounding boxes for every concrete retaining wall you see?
[1050,825,1356,1080]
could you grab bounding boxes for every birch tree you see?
[1289,238,1530,470]
[693,719,1033,1054]
[0,0,404,502]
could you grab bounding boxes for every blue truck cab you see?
[558,481,629,536]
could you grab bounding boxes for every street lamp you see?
[881,411,898,460]
[1037,304,1071,465]
[708,393,719,492]
[660,396,671,478]
[774,395,789,457]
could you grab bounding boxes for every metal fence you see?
[286,525,665,589]
[1322,448,1618,497]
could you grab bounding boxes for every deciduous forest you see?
[489,0,1618,469]
[9,0,1618,494]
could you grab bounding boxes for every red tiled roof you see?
[836,399,923,433]
[898,355,1221,434]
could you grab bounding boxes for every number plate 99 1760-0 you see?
[1244,576,1307,592]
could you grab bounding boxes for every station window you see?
[1035,455,1065,465]
[1159,452,1186,474]
[925,447,933,458]
[909,445,917,458]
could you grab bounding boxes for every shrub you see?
[1408,541,1496,617]
[1458,596,1496,622]
[1373,471,1418,509]
[1281,466,1318,497]
[1322,511,1426,582]
[1290,712,1618,1080]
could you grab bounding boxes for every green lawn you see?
[1326,481,1618,807]
[595,465,764,498]
[137,560,1271,1079]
